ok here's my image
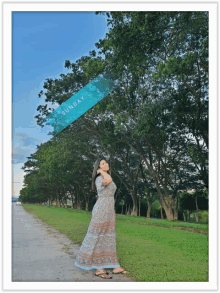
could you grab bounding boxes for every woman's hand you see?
[97,169,105,178]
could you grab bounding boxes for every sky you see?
[12,11,110,196]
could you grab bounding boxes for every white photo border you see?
[2,1,218,291]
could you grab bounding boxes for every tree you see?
[93,11,208,219]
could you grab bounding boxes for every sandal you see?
[95,269,113,279]
[113,267,130,274]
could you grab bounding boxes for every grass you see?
[22,204,208,282]
[115,214,208,234]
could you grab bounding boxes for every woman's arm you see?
[98,170,112,185]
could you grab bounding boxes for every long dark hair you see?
[91,157,105,191]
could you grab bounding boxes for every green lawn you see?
[22,204,208,282]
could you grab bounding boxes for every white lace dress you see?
[74,175,120,270]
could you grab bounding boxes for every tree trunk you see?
[195,191,199,222]
[77,192,81,210]
[158,192,174,220]
[160,206,163,219]
[71,195,74,209]
[139,196,140,216]
[131,192,138,216]
[127,205,131,215]
[56,191,61,208]
[76,192,79,209]
[131,205,137,216]
[173,194,178,220]
[74,196,77,209]
[146,203,151,219]
[145,188,153,219]
[58,197,61,208]
[152,173,174,220]
[85,201,89,212]
[158,196,163,219]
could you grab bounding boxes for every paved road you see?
[12,203,136,282]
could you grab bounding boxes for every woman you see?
[74,158,129,279]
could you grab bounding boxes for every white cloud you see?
[12,132,41,164]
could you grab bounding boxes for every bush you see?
[150,200,162,218]
[198,210,208,223]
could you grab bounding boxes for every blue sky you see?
[12,11,109,196]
